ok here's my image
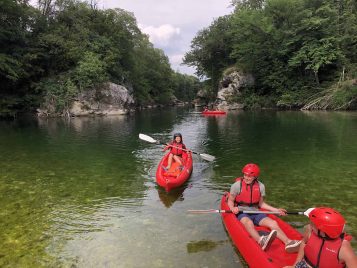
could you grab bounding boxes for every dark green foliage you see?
[229,87,278,109]
[1,0,198,117]
[171,73,200,102]
[186,0,357,109]
[332,82,357,109]
[183,15,236,97]
[130,38,172,105]
[0,0,34,83]
[36,74,77,113]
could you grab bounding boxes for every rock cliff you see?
[37,82,135,117]
[216,69,254,110]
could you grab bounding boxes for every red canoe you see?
[156,151,193,192]
[202,110,226,115]
[220,193,302,268]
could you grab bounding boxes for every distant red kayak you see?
[156,151,193,192]
[220,193,302,268]
[202,110,226,115]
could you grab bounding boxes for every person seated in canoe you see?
[227,163,302,252]
[162,133,187,171]
[203,106,208,112]
[284,207,357,268]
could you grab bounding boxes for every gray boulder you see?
[216,69,254,110]
[69,82,135,116]
[37,82,135,117]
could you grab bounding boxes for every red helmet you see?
[308,207,345,238]
[242,163,260,177]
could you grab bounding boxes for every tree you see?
[0,0,36,84]
[231,0,266,10]
[183,16,235,96]
[185,0,357,109]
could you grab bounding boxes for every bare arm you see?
[162,143,171,151]
[303,225,312,242]
[259,197,287,216]
[291,225,311,265]
[227,194,239,214]
[340,240,357,268]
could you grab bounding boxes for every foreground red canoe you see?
[156,151,193,192]
[202,110,226,115]
[220,193,302,268]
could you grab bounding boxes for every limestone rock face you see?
[38,82,135,117]
[70,82,135,116]
[216,70,254,110]
[193,89,210,107]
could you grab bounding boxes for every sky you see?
[101,0,234,76]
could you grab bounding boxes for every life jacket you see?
[169,142,185,156]
[234,177,261,207]
[304,231,346,268]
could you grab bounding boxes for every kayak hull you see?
[220,193,302,268]
[156,151,193,192]
[202,110,226,115]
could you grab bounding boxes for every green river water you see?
[1,108,357,267]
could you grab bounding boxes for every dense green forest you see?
[2,0,357,118]
[0,0,200,118]
[184,0,357,109]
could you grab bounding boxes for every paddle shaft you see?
[139,133,215,161]
[188,209,306,215]
[162,143,196,155]
[164,144,215,161]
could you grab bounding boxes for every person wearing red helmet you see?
[227,163,302,252]
[162,133,187,170]
[284,207,357,268]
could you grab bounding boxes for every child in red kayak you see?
[227,163,302,252]
[162,133,186,170]
[284,207,357,268]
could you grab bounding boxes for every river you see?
[1,108,356,267]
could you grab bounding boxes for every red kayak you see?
[202,110,226,115]
[156,151,193,192]
[220,193,302,268]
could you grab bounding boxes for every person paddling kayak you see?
[284,207,357,268]
[162,133,186,170]
[227,163,302,252]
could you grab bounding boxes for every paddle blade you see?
[139,133,158,144]
[303,208,315,216]
[199,153,215,162]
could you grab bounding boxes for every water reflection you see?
[1,109,356,267]
[157,186,186,208]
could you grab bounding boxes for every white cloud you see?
[168,54,197,76]
[100,0,234,75]
[170,54,184,65]
[139,24,180,47]
[103,0,233,28]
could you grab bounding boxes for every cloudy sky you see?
[102,0,234,75]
